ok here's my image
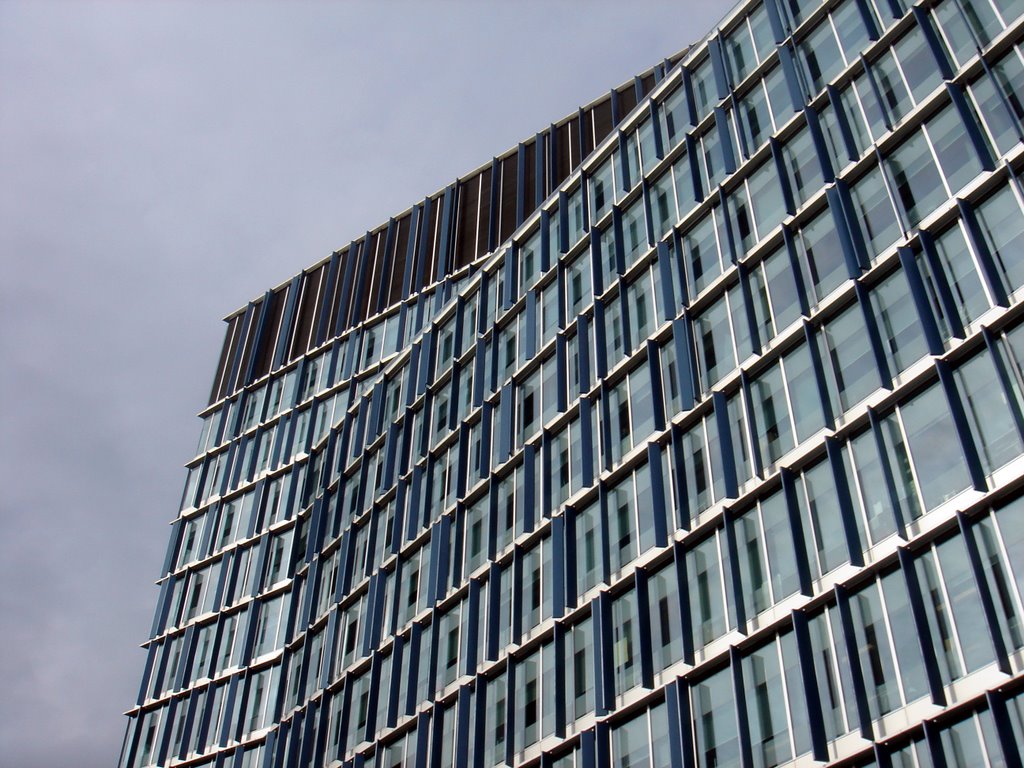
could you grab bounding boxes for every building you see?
[120,0,1024,766]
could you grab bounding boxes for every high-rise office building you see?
[121,0,1024,766]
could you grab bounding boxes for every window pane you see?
[927,224,991,331]
[685,209,724,296]
[763,246,803,330]
[937,535,997,671]
[761,489,800,600]
[797,209,848,303]
[900,384,971,509]
[694,298,736,391]
[975,184,1024,296]
[743,641,793,768]
[851,166,902,257]
[850,582,902,718]
[694,667,741,768]
[872,268,929,375]
[823,303,881,412]
[752,363,795,466]
[887,131,946,226]
[612,590,640,696]
[782,126,824,208]
[649,563,684,671]
[689,534,728,649]
[801,460,851,577]
[955,348,1024,475]
[748,160,786,240]
[783,342,827,442]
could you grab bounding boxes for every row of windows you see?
[199,0,1024,434]
[166,165,1024,611]
[130,489,1024,766]
[146,307,1024,729]
[182,27,1024,530]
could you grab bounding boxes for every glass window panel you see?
[894,24,944,104]
[591,158,615,223]
[874,49,914,124]
[738,81,774,155]
[649,563,684,671]
[924,224,991,333]
[692,59,718,120]
[576,501,602,598]
[766,65,797,127]
[926,103,986,195]
[800,460,851,577]
[937,535,997,671]
[797,208,848,303]
[662,85,689,150]
[694,298,736,391]
[783,342,826,442]
[673,151,696,212]
[752,363,795,466]
[872,268,929,375]
[684,210,724,297]
[729,183,757,257]
[878,412,924,522]
[726,20,757,86]
[975,184,1024,296]
[849,431,898,544]
[748,160,786,241]
[763,246,803,331]
[901,384,972,509]
[612,590,641,696]
[851,165,902,257]
[729,283,756,363]
[612,710,650,768]
[689,533,728,649]
[781,126,824,208]
[834,0,871,60]
[761,490,800,600]
[608,475,638,572]
[694,667,741,768]
[800,20,844,95]
[882,575,930,703]
[651,171,677,240]
[622,198,648,265]
[743,641,793,768]
[975,513,1024,651]
[823,303,882,412]
[886,131,946,226]
[957,348,1024,474]
[850,581,902,718]
[737,510,771,617]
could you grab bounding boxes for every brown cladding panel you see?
[212,314,243,403]
[498,155,518,245]
[289,265,325,362]
[389,214,411,306]
[420,198,441,291]
[456,176,480,269]
[592,99,614,146]
[640,72,656,97]
[232,305,260,393]
[253,287,287,380]
[618,83,638,117]
[523,140,537,217]
[556,121,572,185]
[476,167,492,259]
[354,232,383,324]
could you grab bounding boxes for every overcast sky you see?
[0,2,724,766]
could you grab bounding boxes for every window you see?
[693,666,740,768]
[688,531,730,651]
[871,268,930,376]
[974,183,1024,297]
[821,302,882,413]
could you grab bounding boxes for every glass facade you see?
[122,1,1024,766]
